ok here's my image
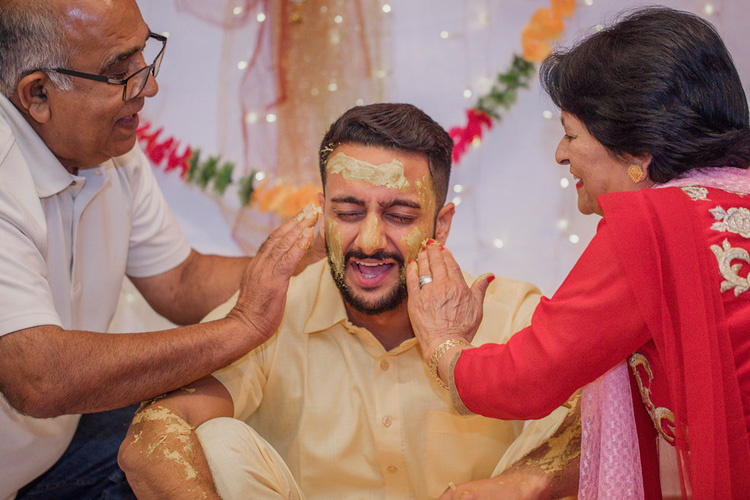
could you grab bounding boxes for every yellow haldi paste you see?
[327,152,410,192]
[362,216,381,253]
[325,218,346,284]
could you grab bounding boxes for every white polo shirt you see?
[0,95,191,500]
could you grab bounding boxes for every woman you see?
[407,7,750,500]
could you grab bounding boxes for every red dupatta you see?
[598,187,750,499]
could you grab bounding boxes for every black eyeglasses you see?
[50,31,167,102]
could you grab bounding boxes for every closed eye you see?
[334,211,364,221]
[385,213,416,224]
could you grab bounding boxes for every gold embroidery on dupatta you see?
[680,186,709,201]
[710,206,750,238]
[711,238,750,297]
[628,353,676,445]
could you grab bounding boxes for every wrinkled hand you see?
[293,220,326,276]
[405,242,494,364]
[438,472,550,500]
[227,207,319,341]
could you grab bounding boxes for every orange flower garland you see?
[522,0,576,62]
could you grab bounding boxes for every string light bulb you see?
[568,234,580,244]
[256,12,266,22]
[254,171,266,182]
[560,178,570,188]
[492,238,505,249]
[382,4,392,13]
[244,112,259,124]
[704,3,716,15]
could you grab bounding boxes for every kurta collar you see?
[0,94,76,198]
[302,260,418,354]
[303,262,349,335]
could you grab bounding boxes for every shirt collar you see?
[0,94,77,198]
[302,260,419,354]
[303,261,349,334]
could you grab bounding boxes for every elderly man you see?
[0,1,318,499]
[119,103,578,500]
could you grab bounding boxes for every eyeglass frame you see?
[49,31,167,102]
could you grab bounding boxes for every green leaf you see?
[213,162,235,195]
[198,156,219,189]
[186,148,202,183]
[238,171,256,206]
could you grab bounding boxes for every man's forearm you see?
[496,391,582,499]
[0,320,258,417]
[119,403,220,500]
[133,252,252,326]
[440,392,582,500]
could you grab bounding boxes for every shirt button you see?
[380,360,390,370]
[382,416,392,427]
[387,466,398,473]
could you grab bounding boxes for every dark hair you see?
[540,7,750,182]
[319,103,453,206]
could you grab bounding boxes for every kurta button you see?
[382,416,392,427]
[380,360,389,370]
[387,466,398,473]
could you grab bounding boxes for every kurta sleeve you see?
[453,217,652,420]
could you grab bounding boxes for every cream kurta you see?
[205,259,566,499]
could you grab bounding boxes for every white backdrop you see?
[111,0,750,332]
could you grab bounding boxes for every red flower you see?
[167,145,193,178]
[449,109,493,164]
[147,137,175,165]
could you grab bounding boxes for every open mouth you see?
[350,260,395,287]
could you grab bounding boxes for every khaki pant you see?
[196,417,305,500]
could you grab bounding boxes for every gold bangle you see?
[429,338,470,390]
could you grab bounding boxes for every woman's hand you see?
[405,241,494,366]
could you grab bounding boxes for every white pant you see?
[196,417,306,500]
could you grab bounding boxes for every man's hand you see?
[439,471,551,500]
[294,220,326,276]
[440,392,582,500]
[226,206,319,342]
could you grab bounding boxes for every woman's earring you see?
[627,164,647,183]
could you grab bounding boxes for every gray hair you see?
[0,0,73,97]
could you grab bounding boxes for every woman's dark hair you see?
[319,103,453,206]
[540,7,750,182]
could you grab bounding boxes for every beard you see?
[326,246,408,316]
